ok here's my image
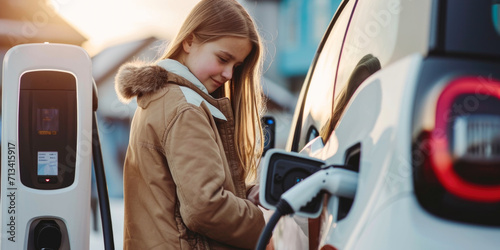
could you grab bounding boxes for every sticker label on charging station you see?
[5,142,17,242]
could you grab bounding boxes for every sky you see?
[50,0,201,54]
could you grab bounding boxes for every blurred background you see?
[0,0,340,247]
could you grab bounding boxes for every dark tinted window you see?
[434,0,500,58]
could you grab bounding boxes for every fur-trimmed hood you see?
[114,59,209,104]
[114,62,169,104]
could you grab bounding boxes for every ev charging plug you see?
[281,167,358,212]
[256,166,358,250]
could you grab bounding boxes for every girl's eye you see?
[218,56,228,63]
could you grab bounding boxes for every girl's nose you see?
[221,66,233,80]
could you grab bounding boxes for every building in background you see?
[0,0,87,105]
[244,0,341,92]
[0,0,86,47]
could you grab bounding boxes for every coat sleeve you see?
[163,105,264,248]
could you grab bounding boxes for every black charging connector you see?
[34,220,62,250]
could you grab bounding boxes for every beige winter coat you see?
[115,59,264,249]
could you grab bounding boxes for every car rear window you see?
[435,0,500,59]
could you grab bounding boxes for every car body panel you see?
[317,53,423,249]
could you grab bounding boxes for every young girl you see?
[115,0,266,249]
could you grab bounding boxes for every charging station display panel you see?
[19,71,77,189]
[37,108,60,135]
[37,151,58,176]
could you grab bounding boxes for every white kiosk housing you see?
[1,43,93,250]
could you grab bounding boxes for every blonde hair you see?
[159,0,265,182]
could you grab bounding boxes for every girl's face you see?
[182,36,252,93]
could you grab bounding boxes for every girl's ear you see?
[182,34,194,53]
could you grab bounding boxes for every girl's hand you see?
[247,184,261,206]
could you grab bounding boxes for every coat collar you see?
[156,59,226,121]
[156,59,209,94]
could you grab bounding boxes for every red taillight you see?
[320,244,339,250]
[430,77,500,203]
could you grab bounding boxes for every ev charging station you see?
[1,43,112,250]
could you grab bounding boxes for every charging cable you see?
[255,199,294,249]
[92,81,115,250]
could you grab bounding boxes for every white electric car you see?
[259,0,500,249]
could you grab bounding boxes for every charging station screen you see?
[37,151,58,176]
[37,108,59,135]
[19,70,77,189]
